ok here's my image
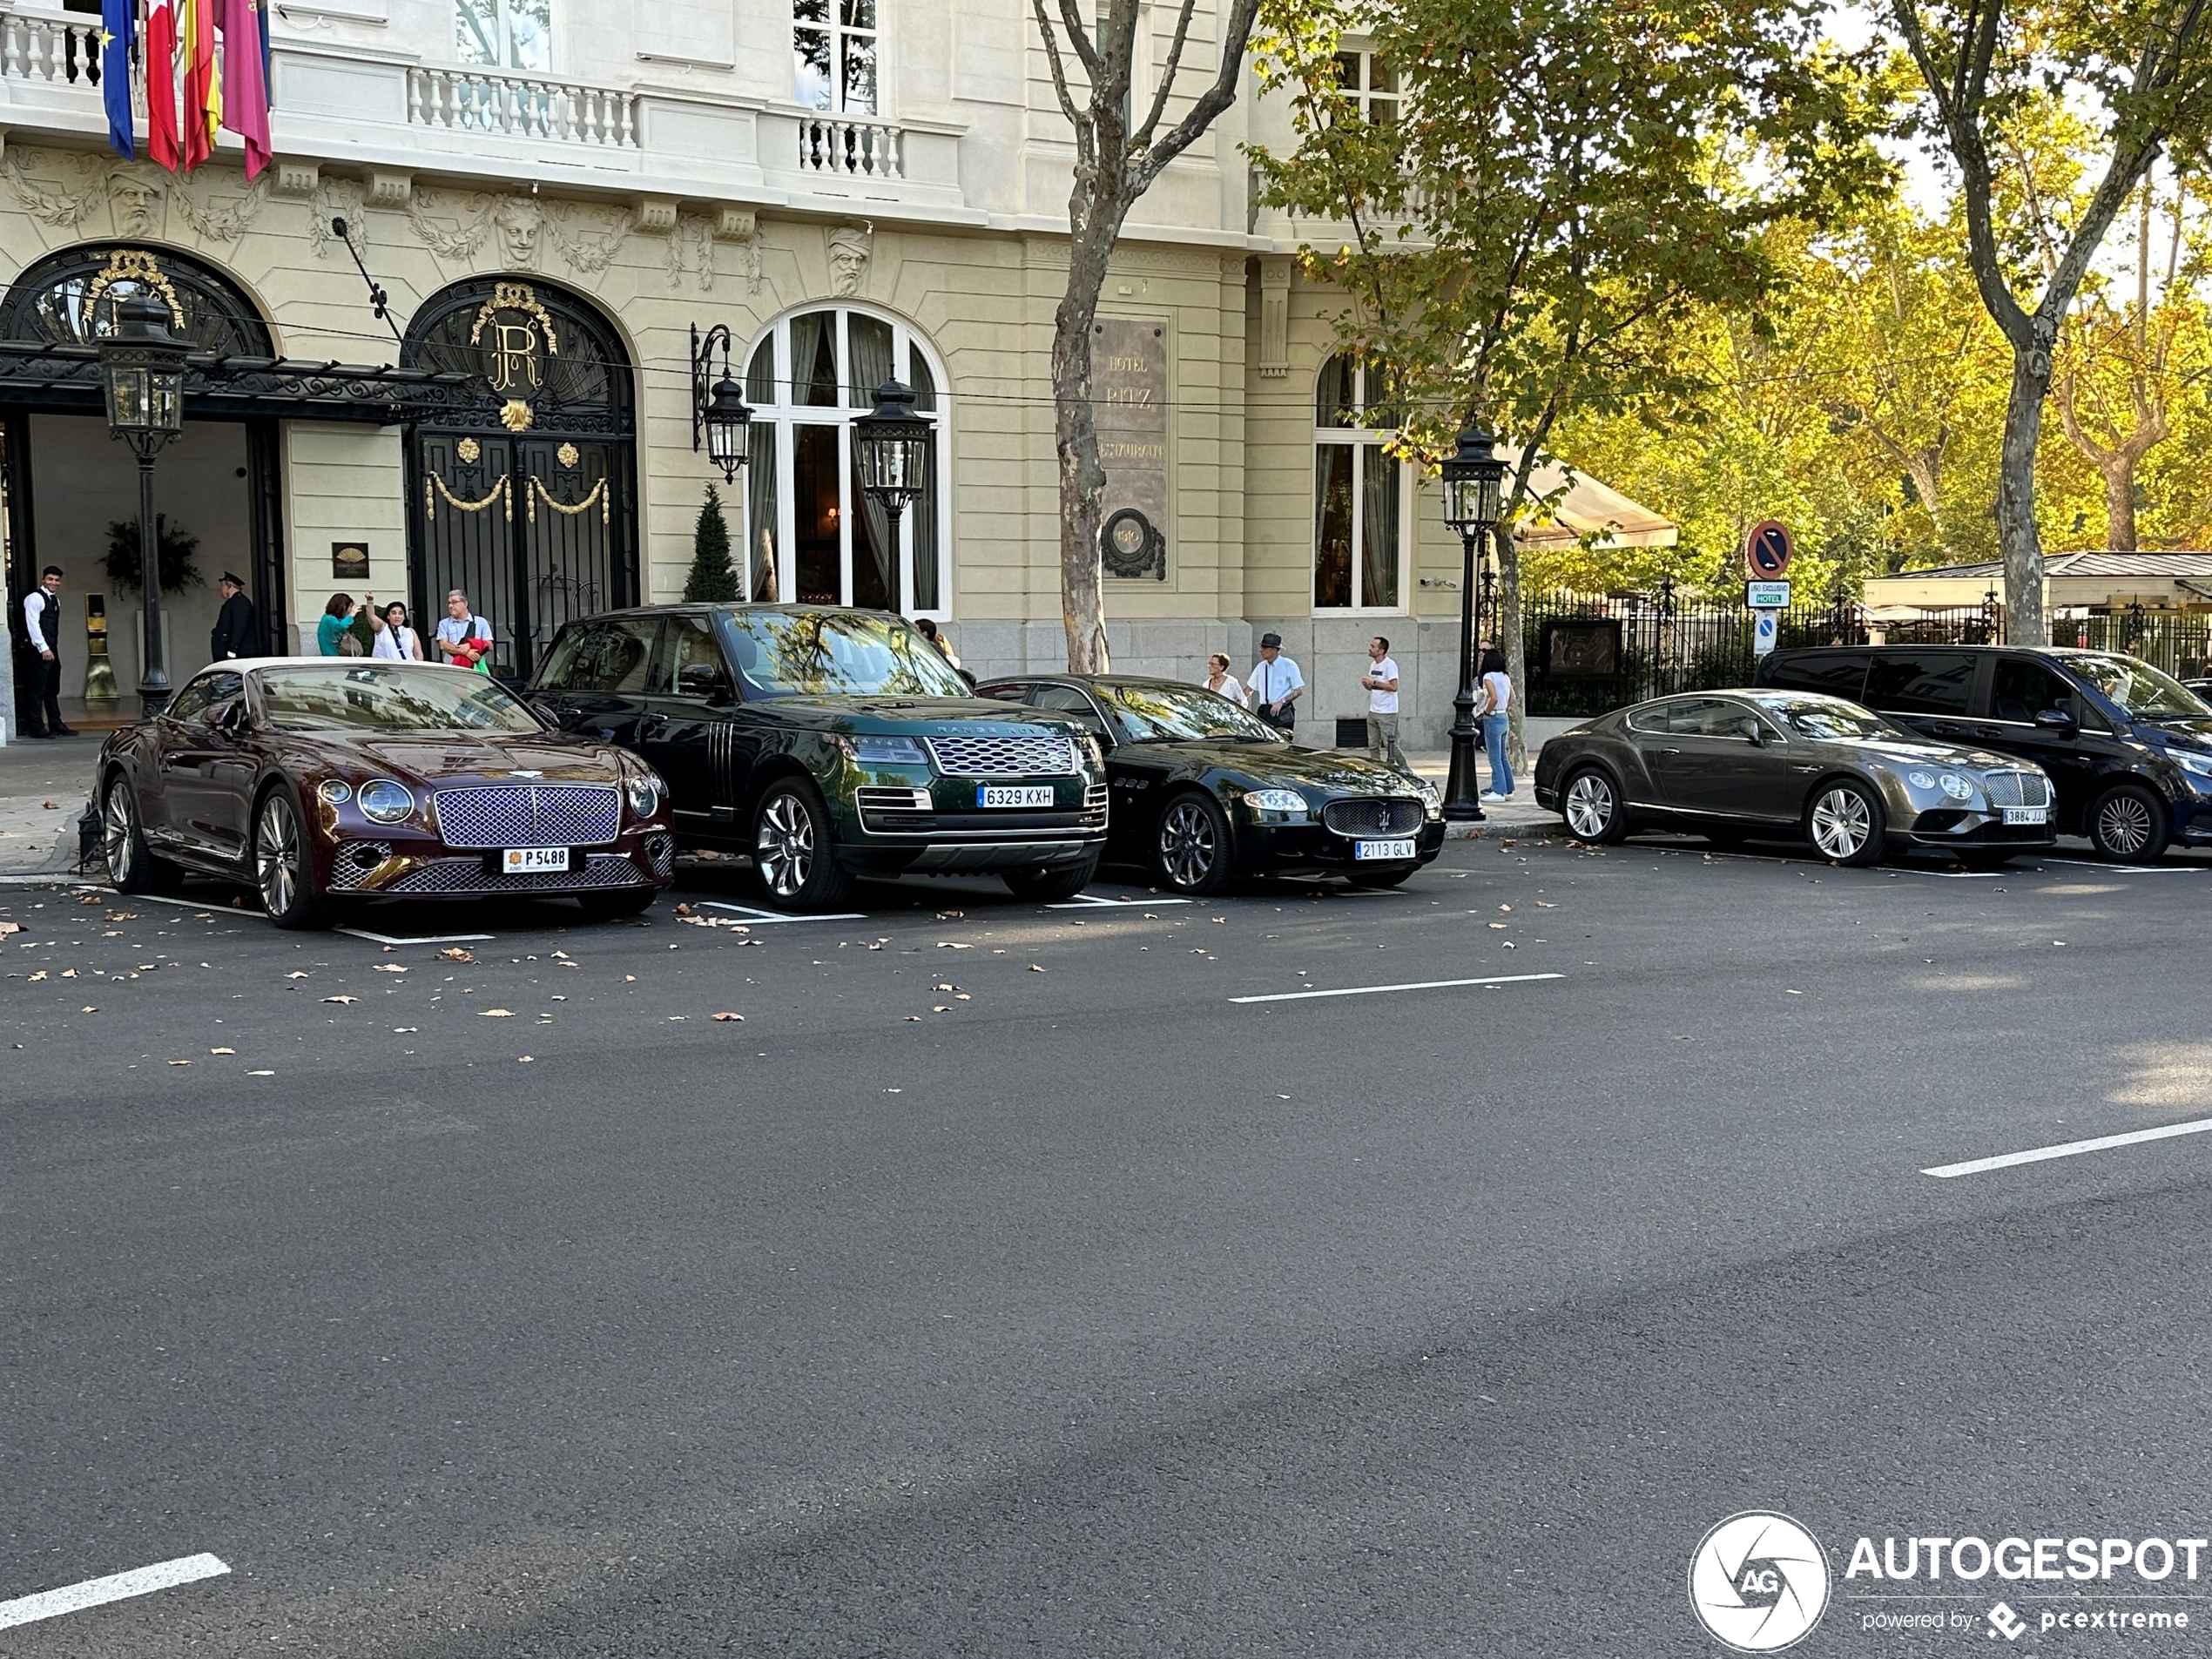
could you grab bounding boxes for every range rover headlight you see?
[846,734,929,766]
[357,779,416,824]
[1906,770,1937,791]
[317,779,353,806]
[1080,732,1107,769]
[1245,788,1309,818]
[1939,772,1974,800]
[625,773,663,817]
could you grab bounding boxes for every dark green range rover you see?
[529,605,1108,909]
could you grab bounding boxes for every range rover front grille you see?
[922,733,1081,777]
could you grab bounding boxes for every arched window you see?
[743,306,948,617]
[1,244,273,355]
[1312,352,1406,613]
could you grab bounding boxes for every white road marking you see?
[1231,972,1565,1004]
[0,1554,230,1632]
[1922,1115,2212,1178]
[2036,858,2205,874]
[336,927,496,946]
[1048,893,1190,908]
[700,900,866,925]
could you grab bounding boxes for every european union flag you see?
[100,0,136,158]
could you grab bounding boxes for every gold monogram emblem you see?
[84,248,185,335]
[467,281,559,396]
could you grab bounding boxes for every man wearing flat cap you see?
[210,571,259,662]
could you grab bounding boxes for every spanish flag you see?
[180,0,217,171]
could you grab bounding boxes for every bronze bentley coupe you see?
[95,658,674,929]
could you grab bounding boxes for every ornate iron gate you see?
[403,279,635,681]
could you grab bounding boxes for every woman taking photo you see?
[366,597,424,662]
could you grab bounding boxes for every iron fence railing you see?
[2049,612,2212,679]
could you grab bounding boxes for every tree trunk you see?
[2102,461,2138,551]
[1495,521,1527,772]
[1994,341,2053,644]
[1051,224,1118,672]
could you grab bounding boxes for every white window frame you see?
[1332,48,1400,125]
[744,305,952,621]
[793,0,881,116]
[455,0,555,71]
[1312,353,1410,616]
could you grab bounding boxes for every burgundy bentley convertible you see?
[96,658,674,929]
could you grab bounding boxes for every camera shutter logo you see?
[1689,1512,1831,1652]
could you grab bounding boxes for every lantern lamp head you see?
[99,293,190,447]
[1440,423,1506,538]
[853,380,932,518]
[702,372,752,484]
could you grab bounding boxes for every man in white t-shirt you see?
[1245,632,1304,734]
[1361,634,1408,772]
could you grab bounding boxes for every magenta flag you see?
[212,0,272,179]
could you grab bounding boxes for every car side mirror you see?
[528,698,563,727]
[2033,706,2076,731]
[676,664,735,704]
[1739,718,1765,745]
[212,700,251,736]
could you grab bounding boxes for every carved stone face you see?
[826,228,871,297]
[110,175,162,237]
[493,197,543,264]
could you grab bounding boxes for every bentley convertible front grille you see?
[921,733,1081,776]
[432,784,620,848]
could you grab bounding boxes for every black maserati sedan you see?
[1533,688,2059,867]
[975,674,1445,894]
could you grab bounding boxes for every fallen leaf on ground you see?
[480,1008,514,1017]
[936,941,970,950]
[168,1059,190,1066]
[322,995,359,1005]
[624,974,637,982]
[0,922,19,938]
[904,1015,921,1022]
[246,1069,274,1076]
[713,1011,744,1022]
[210,1046,235,1055]
[518,1055,534,1062]
[286,971,310,980]
[45,801,60,811]
[374,964,407,974]
[1488,922,1507,930]
[393,1026,417,1033]
[439,948,475,963]
[79,1005,98,1013]
[675,903,693,915]
[1028,963,1048,972]
[934,982,957,992]
[936,910,965,920]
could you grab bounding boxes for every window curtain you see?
[1360,445,1399,608]
[910,444,940,610]
[1312,444,1353,608]
[747,423,779,602]
[790,313,837,407]
[846,320,898,604]
[853,452,895,607]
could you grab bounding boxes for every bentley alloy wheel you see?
[104,779,138,887]
[1808,781,1884,867]
[255,790,327,928]
[1561,769,1624,845]
[1157,793,1231,894]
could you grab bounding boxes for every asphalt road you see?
[3,833,2210,1657]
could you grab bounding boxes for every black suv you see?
[529,605,1109,908]
[1757,644,2212,861]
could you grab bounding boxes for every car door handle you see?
[1791,764,1819,773]
[1657,746,1682,755]
[1930,722,1969,738]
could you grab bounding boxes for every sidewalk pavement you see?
[1401,748,1557,837]
[0,733,98,876]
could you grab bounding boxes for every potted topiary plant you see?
[104,514,205,595]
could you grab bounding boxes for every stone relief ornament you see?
[405,188,497,260]
[827,222,873,297]
[2,146,106,229]
[105,167,167,238]
[663,212,720,293]
[490,195,542,265]
[544,201,633,275]
[172,172,270,242]
[309,178,368,258]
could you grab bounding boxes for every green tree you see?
[1251,0,1885,756]
[684,484,740,604]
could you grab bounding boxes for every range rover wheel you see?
[752,778,856,911]
[1807,779,1885,867]
[1561,767,1627,846]
[576,887,657,921]
[1002,853,1100,904]
[2085,783,2168,864]
[254,789,329,930]
[1156,792,1233,895]
[103,774,180,894]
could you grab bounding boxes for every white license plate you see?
[978,786,1055,808]
[1355,838,1418,861]
[503,846,570,873]
[2002,807,2047,826]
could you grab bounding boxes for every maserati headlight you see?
[1245,788,1308,817]
[1906,770,1937,791]
[846,734,928,766]
[357,779,416,824]
[1416,778,1444,820]
[1939,772,1974,801]
[625,773,663,817]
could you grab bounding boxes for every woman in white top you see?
[1478,645,1514,799]
[1204,652,1244,705]
[367,598,424,662]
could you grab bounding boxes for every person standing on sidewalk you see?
[1478,644,1514,801]
[210,572,259,662]
[1245,633,1304,735]
[1361,635,1409,773]
[18,566,68,738]
[435,590,494,670]
[1203,653,1244,705]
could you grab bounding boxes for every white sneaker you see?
[1480,790,1507,802]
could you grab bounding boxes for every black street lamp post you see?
[690,321,753,485]
[98,295,190,718]
[852,380,932,530]
[1440,424,1507,821]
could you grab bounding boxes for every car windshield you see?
[256,665,544,734]
[2047,652,2210,718]
[1094,682,1286,744]
[725,610,973,698]
[1760,696,1903,742]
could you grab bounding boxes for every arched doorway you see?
[401,277,637,680]
[742,305,948,617]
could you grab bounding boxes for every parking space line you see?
[336,927,496,946]
[2036,858,2206,874]
[0,1553,230,1632]
[1048,893,1191,908]
[1231,972,1564,1004]
[699,900,866,924]
[1922,1115,2212,1178]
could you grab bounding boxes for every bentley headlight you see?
[1245,788,1309,818]
[625,773,663,817]
[1939,772,1974,801]
[357,779,416,824]
[317,779,353,806]
[1416,778,1444,820]
[846,734,928,765]
[1906,770,1937,791]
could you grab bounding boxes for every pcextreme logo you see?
[1689,1512,1833,1652]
